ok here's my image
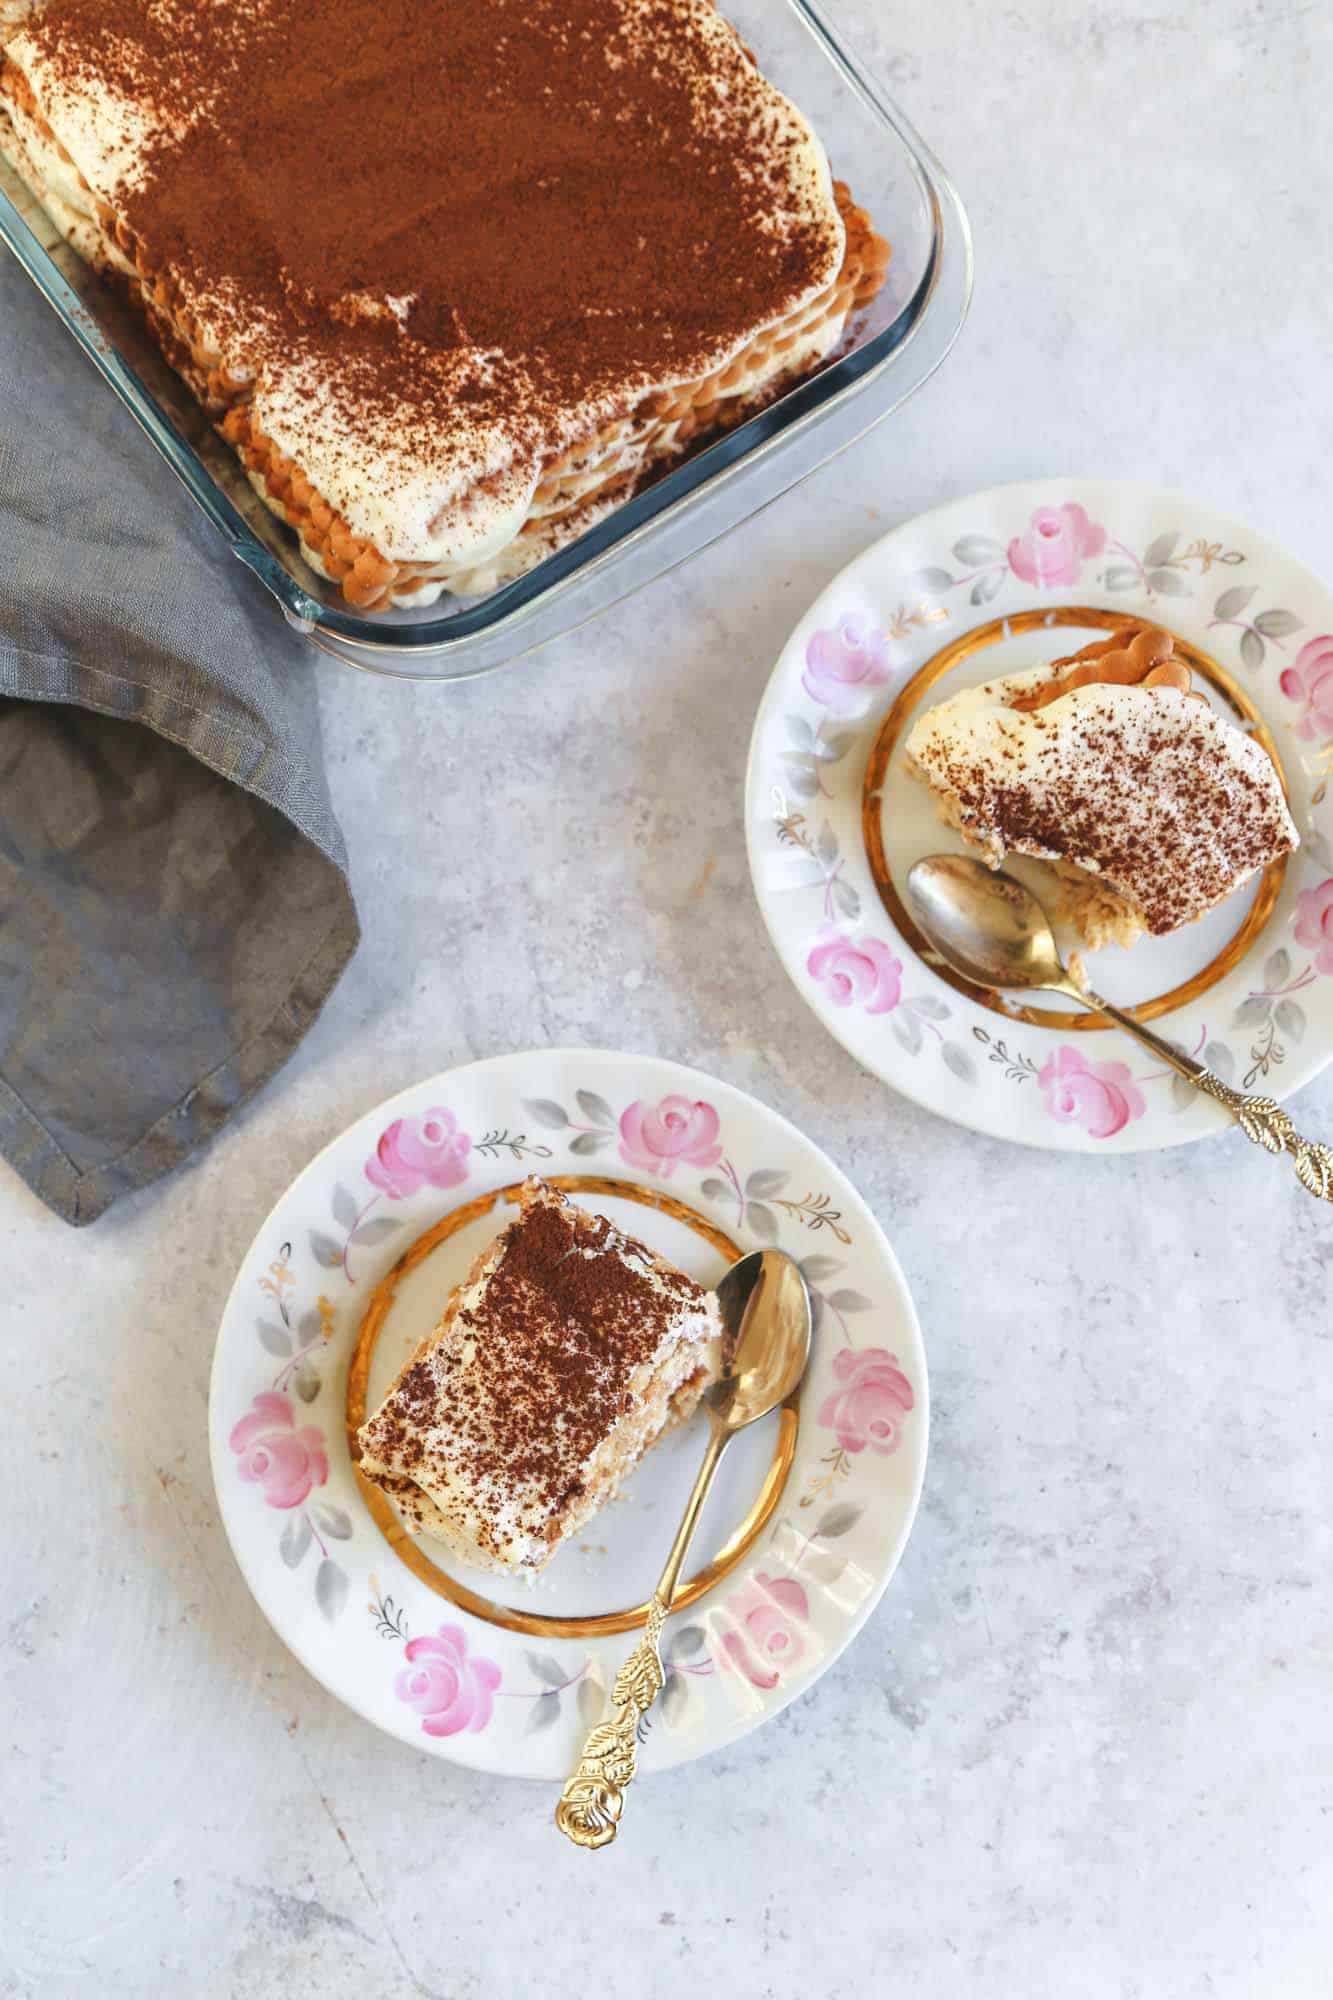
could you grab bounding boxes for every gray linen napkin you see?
[0,256,359,1224]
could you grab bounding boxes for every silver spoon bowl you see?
[907,852,1332,1202]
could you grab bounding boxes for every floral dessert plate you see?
[747,478,1333,1152]
[209,1049,927,1780]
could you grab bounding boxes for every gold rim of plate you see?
[345,1175,799,1639]
[862,606,1291,1031]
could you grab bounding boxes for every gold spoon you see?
[555,1247,813,1848]
[907,853,1333,1201]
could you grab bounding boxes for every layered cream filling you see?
[374,1328,715,1575]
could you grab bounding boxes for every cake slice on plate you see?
[356,1178,722,1576]
[905,626,1299,949]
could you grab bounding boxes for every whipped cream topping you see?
[906,659,1299,935]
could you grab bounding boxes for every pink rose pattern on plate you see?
[818,1348,915,1456]
[718,1573,811,1691]
[321,1106,472,1282]
[775,506,1333,1127]
[242,1265,353,1621]
[395,1624,502,1737]
[242,1082,910,1734]
[365,1107,472,1200]
[1007,502,1107,589]
[618,1094,723,1177]
[801,614,892,716]
[1038,1046,1147,1139]
[230,1391,329,1509]
[1293,879,1333,975]
[806,927,902,1014]
[1279,634,1333,744]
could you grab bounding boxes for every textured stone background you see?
[3,3,1331,1995]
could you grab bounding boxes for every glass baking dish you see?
[0,0,970,683]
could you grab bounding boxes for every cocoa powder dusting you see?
[939,698,1292,934]
[22,0,840,457]
[360,1182,711,1547]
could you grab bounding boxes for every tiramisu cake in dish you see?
[0,0,890,607]
[906,626,1299,949]
[356,1179,723,1576]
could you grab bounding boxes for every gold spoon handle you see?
[1073,985,1333,1203]
[555,1424,731,1850]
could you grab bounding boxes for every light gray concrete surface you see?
[3,4,1332,1996]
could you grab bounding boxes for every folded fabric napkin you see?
[0,255,359,1224]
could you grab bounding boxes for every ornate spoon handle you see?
[554,1593,668,1850]
[556,1423,730,1849]
[1189,1071,1333,1200]
[1077,983,1333,1202]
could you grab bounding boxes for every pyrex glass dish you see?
[0,0,971,682]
